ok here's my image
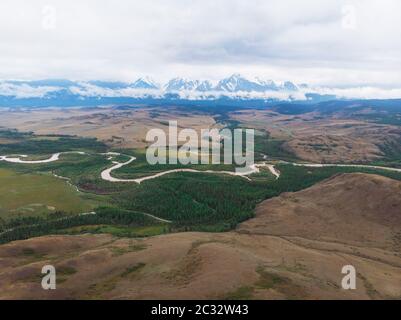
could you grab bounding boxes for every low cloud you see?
[306,87,401,100]
[0,82,61,98]
[2,81,401,101]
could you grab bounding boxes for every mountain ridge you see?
[0,74,300,93]
[1,75,401,104]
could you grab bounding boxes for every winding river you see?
[2,151,401,184]
[100,156,276,184]
[0,151,86,164]
[290,162,401,173]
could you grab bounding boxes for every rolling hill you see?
[1,173,400,300]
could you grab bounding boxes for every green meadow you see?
[0,168,102,219]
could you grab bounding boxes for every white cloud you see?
[0,0,400,88]
[67,83,304,101]
[69,83,164,99]
[307,87,401,100]
[0,82,61,98]
[2,80,401,100]
[70,85,401,101]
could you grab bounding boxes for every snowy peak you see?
[164,78,213,92]
[165,78,197,91]
[215,74,262,92]
[255,77,279,91]
[195,80,213,92]
[131,77,159,89]
[281,81,298,91]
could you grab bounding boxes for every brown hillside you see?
[239,173,401,249]
[0,174,400,300]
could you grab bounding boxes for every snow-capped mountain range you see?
[0,74,308,104]
[1,74,400,106]
[135,74,300,93]
[20,74,300,93]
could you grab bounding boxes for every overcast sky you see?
[0,0,400,87]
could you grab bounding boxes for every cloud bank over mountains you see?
[1,75,401,102]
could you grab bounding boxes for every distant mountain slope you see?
[131,77,159,89]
